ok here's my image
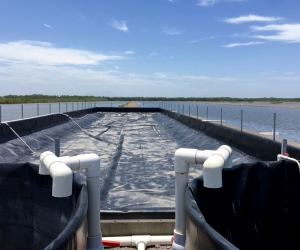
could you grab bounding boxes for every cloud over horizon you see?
[0,40,123,65]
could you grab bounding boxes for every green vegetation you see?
[0,95,299,104]
[0,94,106,104]
[118,102,130,107]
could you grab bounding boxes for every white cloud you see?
[223,42,264,48]
[44,23,53,29]
[224,14,283,24]
[109,20,128,32]
[164,28,183,35]
[78,13,94,24]
[0,40,123,65]
[125,50,134,55]
[272,76,300,81]
[149,52,158,57]
[197,0,215,6]
[197,0,244,6]
[251,24,300,43]
[154,72,237,82]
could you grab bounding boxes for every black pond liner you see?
[185,160,300,250]
[0,163,87,250]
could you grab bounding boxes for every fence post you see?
[37,103,39,116]
[189,105,190,117]
[221,108,222,126]
[281,139,287,154]
[273,113,276,141]
[59,103,61,113]
[49,103,51,114]
[178,104,179,113]
[55,138,60,157]
[72,103,74,111]
[21,104,23,119]
[197,106,198,119]
[207,107,208,120]
[183,105,184,115]
[0,106,1,123]
[241,110,243,132]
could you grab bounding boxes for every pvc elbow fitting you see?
[50,162,73,197]
[39,151,73,197]
[174,148,197,172]
[203,145,232,188]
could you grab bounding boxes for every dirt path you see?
[126,101,141,108]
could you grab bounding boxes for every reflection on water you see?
[0,101,127,122]
[139,101,300,144]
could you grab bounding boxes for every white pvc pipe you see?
[277,154,300,171]
[203,145,232,188]
[59,154,103,250]
[102,235,173,249]
[39,152,73,197]
[40,152,103,250]
[173,146,232,250]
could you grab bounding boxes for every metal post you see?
[207,107,208,120]
[189,105,190,117]
[21,104,23,119]
[85,101,86,109]
[221,108,222,126]
[111,102,112,108]
[37,104,39,116]
[77,102,79,111]
[55,138,60,157]
[281,139,287,154]
[183,105,184,115]
[82,102,83,110]
[197,106,198,119]
[59,103,61,113]
[49,103,51,114]
[66,103,68,112]
[0,106,1,123]
[178,104,179,113]
[72,103,74,111]
[273,113,276,141]
[171,103,172,112]
[241,110,243,132]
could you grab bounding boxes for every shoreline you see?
[184,101,300,109]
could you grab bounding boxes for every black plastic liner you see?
[185,160,300,250]
[0,163,87,250]
[162,109,300,160]
[0,111,259,213]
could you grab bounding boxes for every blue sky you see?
[0,0,299,98]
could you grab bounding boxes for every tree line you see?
[0,94,299,104]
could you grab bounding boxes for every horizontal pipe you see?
[102,235,173,247]
[277,154,300,171]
